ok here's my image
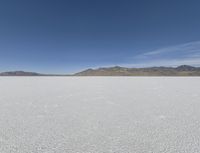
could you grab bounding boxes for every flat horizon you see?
[0,64,199,76]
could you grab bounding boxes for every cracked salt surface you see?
[0,77,200,153]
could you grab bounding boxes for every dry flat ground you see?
[0,77,200,153]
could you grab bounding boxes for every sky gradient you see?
[0,0,200,73]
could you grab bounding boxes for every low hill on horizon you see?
[1,65,200,76]
[75,65,200,76]
[0,71,44,76]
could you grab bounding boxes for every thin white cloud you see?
[132,41,200,67]
[122,58,200,68]
[138,41,200,58]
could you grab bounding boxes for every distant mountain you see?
[75,65,200,76]
[0,71,43,76]
[0,71,72,76]
[175,65,198,71]
[1,65,200,76]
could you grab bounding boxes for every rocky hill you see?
[75,65,200,76]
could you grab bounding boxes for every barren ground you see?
[0,77,200,153]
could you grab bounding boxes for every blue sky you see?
[0,0,200,73]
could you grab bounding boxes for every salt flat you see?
[0,77,200,153]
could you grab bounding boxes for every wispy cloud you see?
[131,41,200,67]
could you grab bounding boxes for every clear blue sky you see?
[0,0,200,73]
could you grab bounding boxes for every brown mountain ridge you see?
[1,65,200,76]
[75,65,200,76]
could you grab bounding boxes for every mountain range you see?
[75,65,200,76]
[1,65,200,76]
